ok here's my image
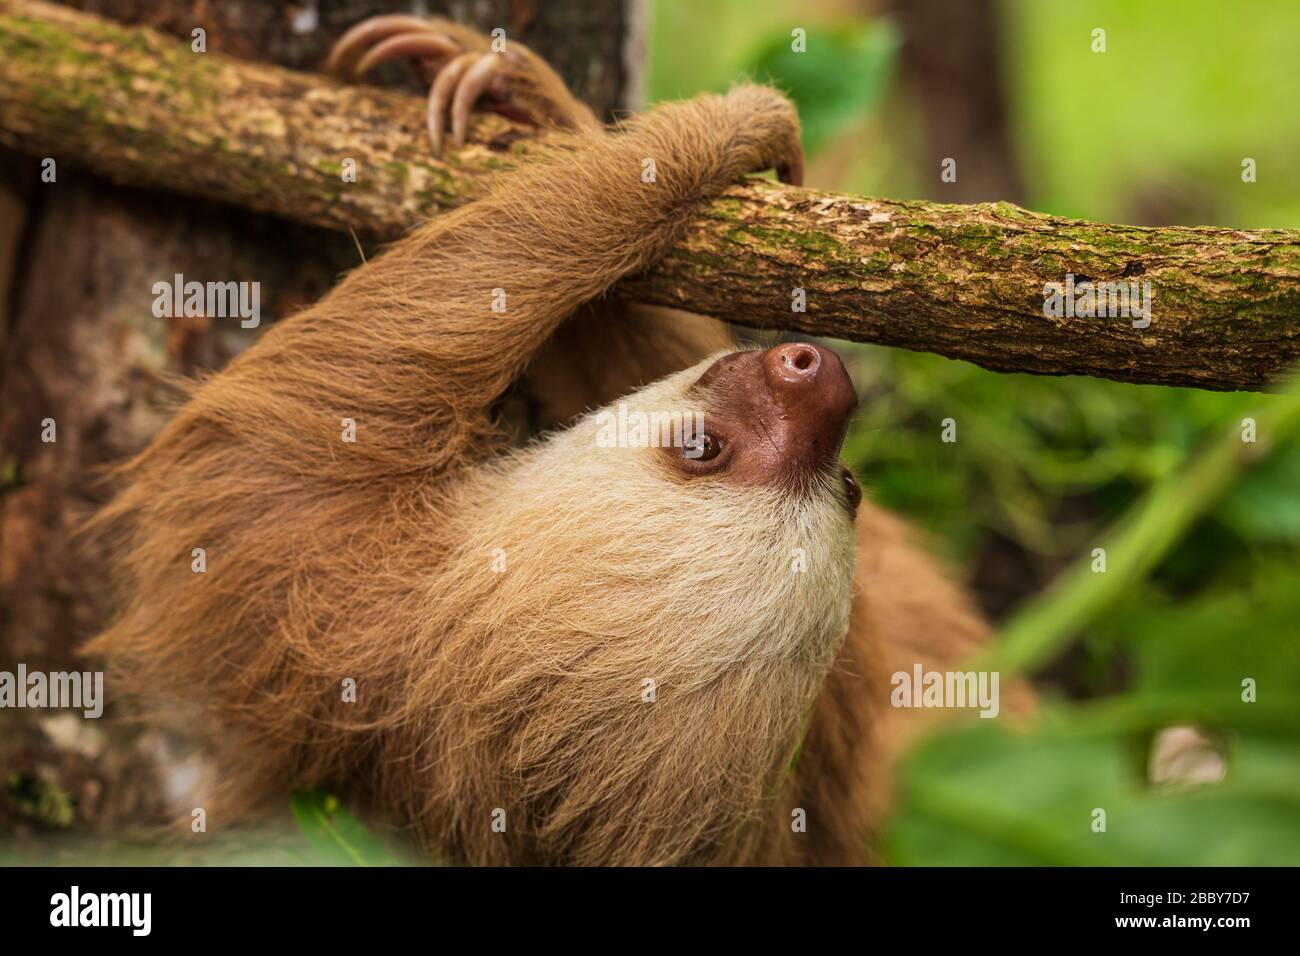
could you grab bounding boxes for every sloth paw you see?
[328,15,548,155]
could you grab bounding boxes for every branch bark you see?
[2,0,1298,391]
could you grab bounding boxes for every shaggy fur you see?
[89,49,1015,864]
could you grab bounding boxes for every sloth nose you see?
[761,344,856,411]
[760,342,859,468]
[763,343,822,386]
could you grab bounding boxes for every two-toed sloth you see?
[90,17,1010,865]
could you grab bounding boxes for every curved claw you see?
[428,52,479,155]
[777,151,805,188]
[450,55,503,150]
[326,15,439,74]
[353,32,459,78]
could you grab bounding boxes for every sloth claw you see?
[353,33,459,78]
[449,55,503,150]
[778,152,805,188]
[427,52,476,155]
[326,15,442,74]
[329,16,515,155]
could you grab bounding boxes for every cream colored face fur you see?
[389,358,861,863]
[434,357,859,684]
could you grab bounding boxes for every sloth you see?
[89,16,1010,865]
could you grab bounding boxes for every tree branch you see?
[2,0,1297,391]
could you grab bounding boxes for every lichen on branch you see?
[2,0,1297,391]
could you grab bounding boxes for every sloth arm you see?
[190,86,803,480]
[329,16,741,432]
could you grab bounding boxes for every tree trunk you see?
[884,0,1026,204]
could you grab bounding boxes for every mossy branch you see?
[2,0,1298,391]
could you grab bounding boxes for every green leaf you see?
[289,788,399,867]
[1099,563,1300,699]
[1217,437,1300,541]
[882,706,1300,866]
[740,20,898,152]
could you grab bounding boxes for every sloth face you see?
[666,344,861,514]
[447,348,861,669]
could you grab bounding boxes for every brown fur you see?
[88,39,1017,864]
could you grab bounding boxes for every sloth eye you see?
[841,465,862,513]
[684,433,722,461]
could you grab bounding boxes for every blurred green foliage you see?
[890,561,1300,865]
[1007,0,1300,228]
[735,21,897,152]
[289,789,401,867]
[649,0,1300,865]
[6,774,75,829]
